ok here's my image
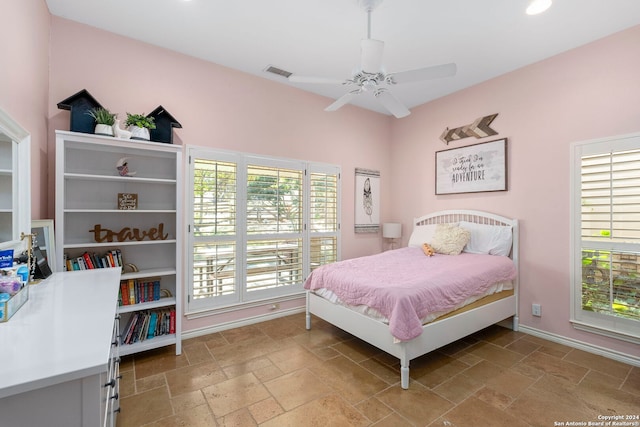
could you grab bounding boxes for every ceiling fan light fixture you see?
[526,0,552,15]
[361,39,385,73]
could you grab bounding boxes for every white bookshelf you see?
[55,130,183,356]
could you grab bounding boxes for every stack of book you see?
[121,309,176,345]
[118,278,161,306]
[64,250,123,271]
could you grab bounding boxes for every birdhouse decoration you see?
[57,89,104,134]
[147,106,182,144]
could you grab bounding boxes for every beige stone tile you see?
[209,335,281,367]
[265,368,332,411]
[521,351,589,383]
[372,412,414,426]
[216,408,256,426]
[118,385,174,427]
[564,348,632,379]
[119,368,136,397]
[521,335,572,358]
[506,374,599,425]
[443,396,529,427]
[622,367,640,396]
[182,341,214,365]
[120,355,135,372]
[220,324,266,344]
[293,327,346,350]
[486,368,536,398]
[203,372,270,417]
[575,372,640,416]
[147,404,215,427]
[134,347,189,379]
[505,337,541,355]
[464,341,524,368]
[267,343,323,373]
[410,351,471,388]
[376,383,453,426]
[165,361,227,397]
[309,355,388,404]
[248,397,284,424]
[310,345,341,360]
[355,396,393,423]
[332,337,383,363]
[222,356,273,379]
[252,363,285,382]
[202,332,229,350]
[432,372,483,404]
[137,372,167,393]
[259,317,307,340]
[261,394,369,427]
[170,389,207,414]
[359,356,402,385]
[474,386,512,410]
[459,360,505,384]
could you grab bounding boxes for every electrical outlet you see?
[532,303,542,317]
[270,303,280,311]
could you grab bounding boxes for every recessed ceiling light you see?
[526,0,552,15]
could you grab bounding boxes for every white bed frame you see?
[305,209,519,389]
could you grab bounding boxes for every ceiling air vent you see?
[264,65,292,78]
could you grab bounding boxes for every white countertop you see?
[0,268,121,398]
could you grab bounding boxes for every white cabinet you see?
[0,110,30,251]
[55,130,182,356]
[0,269,121,427]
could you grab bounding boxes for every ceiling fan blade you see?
[325,90,362,112]
[375,89,411,118]
[288,75,347,85]
[389,63,457,84]
[361,39,385,73]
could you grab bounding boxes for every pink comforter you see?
[304,247,517,341]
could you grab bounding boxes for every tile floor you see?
[117,313,639,426]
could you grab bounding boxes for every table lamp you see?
[382,222,402,250]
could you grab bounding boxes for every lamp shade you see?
[382,222,402,239]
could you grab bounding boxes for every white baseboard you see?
[518,325,640,367]
[182,307,306,341]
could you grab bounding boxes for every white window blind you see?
[187,148,340,314]
[571,134,640,342]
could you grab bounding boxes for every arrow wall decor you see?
[440,114,499,144]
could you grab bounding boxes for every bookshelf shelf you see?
[55,130,183,356]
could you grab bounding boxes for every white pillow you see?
[459,221,513,256]
[430,223,471,255]
[407,224,438,248]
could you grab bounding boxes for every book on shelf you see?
[63,249,124,272]
[118,278,162,306]
[121,308,176,345]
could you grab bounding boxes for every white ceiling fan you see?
[288,0,457,118]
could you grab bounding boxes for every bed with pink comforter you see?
[304,246,517,341]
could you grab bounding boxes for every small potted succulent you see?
[125,113,156,141]
[87,107,117,136]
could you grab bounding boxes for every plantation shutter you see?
[580,148,640,323]
[309,169,340,271]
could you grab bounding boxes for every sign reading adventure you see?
[435,139,508,195]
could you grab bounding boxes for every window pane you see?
[193,160,236,237]
[192,242,236,299]
[581,150,640,243]
[246,239,302,291]
[310,236,337,271]
[310,172,338,232]
[581,249,640,321]
[247,166,302,233]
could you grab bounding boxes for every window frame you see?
[186,146,340,316]
[570,132,640,344]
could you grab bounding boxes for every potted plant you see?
[125,113,156,141]
[87,107,117,136]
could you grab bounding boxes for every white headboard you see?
[413,209,519,282]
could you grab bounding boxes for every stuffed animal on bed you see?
[422,243,435,257]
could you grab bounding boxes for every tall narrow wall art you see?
[354,168,380,233]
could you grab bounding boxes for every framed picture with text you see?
[435,138,508,195]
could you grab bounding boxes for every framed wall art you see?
[354,168,380,233]
[435,138,508,195]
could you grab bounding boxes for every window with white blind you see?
[570,133,640,343]
[186,147,340,314]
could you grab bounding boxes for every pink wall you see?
[48,17,393,332]
[0,0,50,219]
[390,25,640,357]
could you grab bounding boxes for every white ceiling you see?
[45,0,640,116]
